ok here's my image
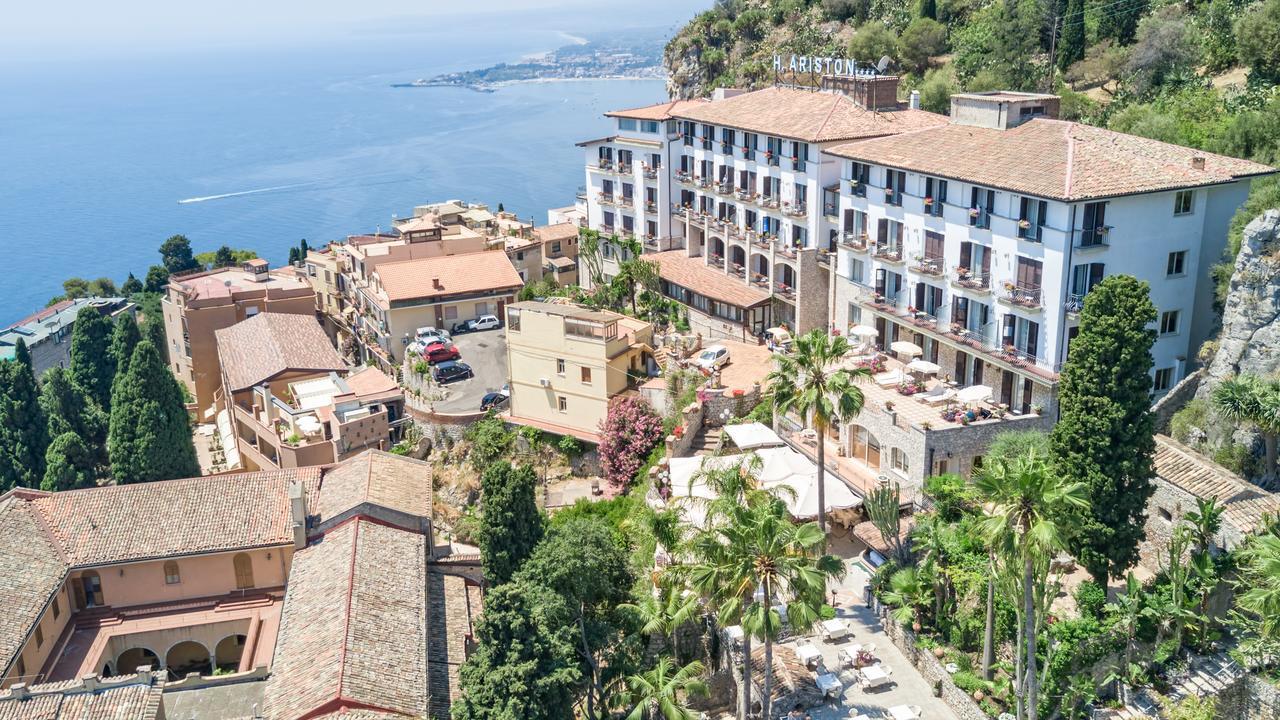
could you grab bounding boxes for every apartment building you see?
[0,297,135,378]
[213,312,405,471]
[161,260,316,415]
[581,78,947,340]
[505,301,654,442]
[829,91,1273,413]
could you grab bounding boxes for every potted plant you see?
[956,266,970,279]
[923,196,933,206]
[1003,281,1017,292]
[968,207,981,218]
[848,179,861,191]
[1018,219,1032,229]
[1033,403,1044,415]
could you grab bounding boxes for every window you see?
[1018,197,1047,242]
[1174,190,1194,216]
[244,306,260,318]
[164,560,181,585]
[1154,367,1175,392]
[1167,251,1186,276]
[51,596,60,621]
[924,177,947,216]
[551,241,562,254]
[556,359,566,374]
[444,306,458,320]
[507,307,521,331]
[306,263,317,277]
[618,118,637,131]
[890,447,909,475]
[1159,310,1180,335]
[640,120,659,133]
[581,367,592,384]
[558,397,568,412]
[233,553,255,589]
[515,251,524,261]
[34,624,43,648]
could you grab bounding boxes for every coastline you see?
[395,72,666,92]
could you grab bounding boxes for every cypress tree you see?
[0,341,50,490]
[40,367,108,469]
[144,316,167,358]
[108,339,199,483]
[1056,0,1086,70]
[43,431,97,491]
[477,462,544,586]
[69,306,115,409]
[920,0,937,20]
[121,272,143,296]
[1050,276,1158,584]
[109,314,142,377]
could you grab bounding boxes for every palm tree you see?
[881,566,934,629]
[612,656,708,720]
[769,328,870,544]
[1106,573,1145,705]
[1235,530,1280,640]
[1184,497,1224,558]
[912,513,954,620]
[689,494,844,720]
[621,580,702,662]
[1212,375,1280,486]
[976,448,1088,720]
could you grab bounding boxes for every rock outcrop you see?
[1198,210,1280,396]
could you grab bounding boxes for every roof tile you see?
[215,314,347,392]
[373,251,523,303]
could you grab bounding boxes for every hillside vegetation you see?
[664,0,1280,320]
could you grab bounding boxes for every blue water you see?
[0,21,670,315]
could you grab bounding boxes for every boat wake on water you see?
[177,182,313,204]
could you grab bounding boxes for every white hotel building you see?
[580,80,1272,485]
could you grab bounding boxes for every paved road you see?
[431,329,509,413]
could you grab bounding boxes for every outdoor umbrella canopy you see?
[956,384,994,404]
[889,340,923,357]
[849,324,879,338]
[906,359,941,375]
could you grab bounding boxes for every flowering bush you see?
[896,381,921,396]
[856,356,887,374]
[598,396,664,490]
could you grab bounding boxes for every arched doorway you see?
[848,425,881,470]
[750,252,770,281]
[710,236,725,261]
[214,635,248,672]
[233,553,254,589]
[117,647,160,674]
[729,245,746,270]
[165,641,211,680]
[774,262,796,291]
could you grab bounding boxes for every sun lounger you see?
[874,369,905,387]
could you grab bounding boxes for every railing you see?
[1002,283,1042,308]
[923,198,943,217]
[1074,227,1111,249]
[597,159,613,170]
[823,202,838,218]
[785,202,807,217]
[906,307,940,328]
[643,166,658,180]
[1017,222,1043,242]
[674,205,689,217]
[675,171,692,185]
[912,257,944,276]
[884,187,902,206]
[840,232,869,251]
[848,180,867,198]
[873,243,903,262]
[761,196,780,209]
[643,236,659,250]
[618,164,632,174]
[774,282,796,299]
[952,270,990,291]
[716,182,734,195]
[736,189,755,202]
[696,177,712,189]
[764,153,780,167]
[1066,292,1086,313]
[597,193,615,205]
[708,254,724,266]
[968,209,991,229]
[817,250,832,266]
[645,201,657,213]
[600,224,615,235]
[777,244,798,260]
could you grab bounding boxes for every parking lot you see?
[429,328,509,413]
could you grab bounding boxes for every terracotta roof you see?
[426,572,481,719]
[215,313,347,392]
[396,215,442,233]
[342,366,400,399]
[1154,435,1280,535]
[314,451,432,529]
[28,468,321,567]
[546,255,577,270]
[263,518,429,720]
[606,98,709,121]
[671,87,947,143]
[0,496,67,678]
[649,251,770,309]
[827,119,1276,201]
[852,517,915,556]
[532,222,580,244]
[0,671,166,719]
[373,251,523,303]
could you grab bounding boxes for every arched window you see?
[164,561,181,585]
[233,553,255,590]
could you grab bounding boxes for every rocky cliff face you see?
[1198,210,1280,395]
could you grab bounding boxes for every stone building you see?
[0,297,135,378]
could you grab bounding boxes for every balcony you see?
[1017,221,1043,242]
[716,181,735,196]
[597,192,616,206]
[922,198,944,217]
[1001,282,1042,309]
[708,253,724,267]
[674,205,689,217]
[823,202,838,218]
[774,281,796,301]
[696,177,712,190]
[676,171,693,185]
[911,256,944,277]
[760,196,780,209]
[776,243,798,260]
[883,187,902,206]
[847,180,867,198]
[951,270,991,293]
[596,159,613,171]
[904,307,940,329]
[736,189,756,202]
[872,243,904,263]
[1074,227,1111,250]
[643,235,659,251]
[600,224,615,235]
[840,232,869,252]
[968,209,991,230]
[1066,292,1086,314]
[618,163,632,175]
[784,202,807,218]
[764,152,781,167]
[645,201,658,214]
[643,166,659,180]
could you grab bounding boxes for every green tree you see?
[951,0,1043,88]
[478,462,544,586]
[61,277,91,299]
[898,17,947,74]
[848,21,900,63]
[768,329,869,543]
[881,566,934,626]
[214,246,236,268]
[39,366,107,469]
[1212,374,1280,484]
[69,306,115,409]
[865,482,905,561]
[121,273,143,296]
[144,264,170,293]
[465,413,515,473]
[159,234,200,274]
[0,342,50,490]
[108,314,142,380]
[1097,0,1146,42]
[1050,275,1158,584]
[452,580,582,720]
[919,0,937,20]
[1235,0,1280,82]
[88,278,117,297]
[42,431,96,491]
[976,448,1088,720]
[107,339,199,483]
[610,657,708,720]
[1057,0,1086,70]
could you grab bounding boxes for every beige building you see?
[162,260,316,414]
[213,313,405,471]
[534,222,581,286]
[505,301,654,442]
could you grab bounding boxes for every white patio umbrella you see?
[956,384,994,404]
[754,447,861,519]
[906,359,941,375]
[849,324,879,338]
[890,340,923,357]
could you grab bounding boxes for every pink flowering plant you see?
[598,396,664,490]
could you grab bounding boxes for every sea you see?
[0,16,673,316]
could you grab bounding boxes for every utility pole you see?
[1046,15,1060,93]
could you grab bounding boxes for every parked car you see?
[432,360,473,384]
[693,344,731,370]
[480,385,510,410]
[764,327,793,354]
[423,343,461,365]
[452,314,501,334]
[408,327,450,355]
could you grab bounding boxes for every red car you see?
[423,343,461,364]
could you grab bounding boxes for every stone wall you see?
[1152,369,1203,432]
[876,606,989,720]
[1217,673,1280,720]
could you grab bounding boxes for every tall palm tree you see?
[1212,375,1280,486]
[621,580,702,661]
[768,329,869,543]
[976,448,1088,720]
[689,495,844,720]
[881,566,934,628]
[1235,530,1280,640]
[611,656,708,720]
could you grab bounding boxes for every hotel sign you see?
[773,54,867,76]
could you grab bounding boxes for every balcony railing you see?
[774,281,796,299]
[952,270,991,292]
[884,187,902,206]
[968,209,991,229]
[1066,292,1086,314]
[823,202,838,218]
[923,198,943,217]
[912,256,944,276]
[840,232,869,251]
[716,182,734,195]
[1017,221,1043,242]
[1075,227,1111,249]
[597,193,615,205]
[1002,283,1042,308]
[643,166,658,179]
[597,159,613,170]
[696,177,712,189]
[905,307,940,328]
[872,243,903,262]
[848,180,867,197]
[761,196,780,209]
[618,164,632,174]
[645,201,657,213]
[675,171,693,185]
[736,189,755,202]
[784,202,807,218]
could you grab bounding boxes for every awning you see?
[849,325,878,338]
[723,422,785,450]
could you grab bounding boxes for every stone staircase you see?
[690,426,721,455]
[1096,654,1243,719]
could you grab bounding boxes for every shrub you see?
[464,413,514,473]
[1169,398,1209,446]
[952,670,990,694]
[848,21,900,63]
[597,397,664,490]
[556,434,582,458]
[1074,580,1108,620]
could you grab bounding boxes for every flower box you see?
[1018,219,1032,230]
[969,208,981,217]
[923,197,933,206]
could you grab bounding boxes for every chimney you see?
[432,278,444,291]
[80,675,99,693]
[289,481,307,549]
[8,683,29,701]
[909,90,921,110]
[136,665,155,684]
[1191,156,1206,171]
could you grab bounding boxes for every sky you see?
[2,0,710,62]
